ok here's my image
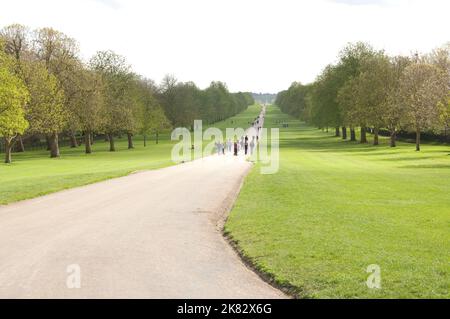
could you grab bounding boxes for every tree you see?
[1,24,31,152]
[150,106,172,144]
[134,77,169,146]
[158,74,178,124]
[428,44,450,144]
[0,24,30,68]
[75,69,105,154]
[337,77,360,141]
[310,66,343,135]
[337,42,377,143]
[90,50,133,152]
[349,52,393,145]
[383,56,411,147]
[22,60,66,157]
[400,62,448,151]
[33,27,77,155]
[275,82,311,121]
[0,47,29,163]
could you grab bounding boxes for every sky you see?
[1,0,449,93]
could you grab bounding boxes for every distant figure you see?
[240,137,244,152]
[244,136,249,155]
[227,139,232,153]
[216,141,223,155]
[215,141,219,155]
[233,141,238,156]
[250,137,256,155]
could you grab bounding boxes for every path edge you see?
[215,162,300,299]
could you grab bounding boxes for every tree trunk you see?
[108,133,115,152]
[350,127,356,141]
[156,132,159,144]
[144,134,147,147]
[4,137,13,164]
[335,127,340,137]
[444,124,449,143]
[85,131,92,154]
[360,126,368,143]
[46,135,52,151]
[390,130,397,147]
[69,131,78,148]
[326,127,329,133]
[416,129,421,151]
[127,132,134,149]
[50,132,60,158]
[342,127,347,140]
[91,132,95,145]
[16,134,25,152]
[373,127,379,146]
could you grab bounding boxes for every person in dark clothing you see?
[233,141,238,156]
[244,136,249,155]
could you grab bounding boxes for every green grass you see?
[206,104,262,131]
[0,135,176,205]
[225,105,450,299]
[0,105,262,205]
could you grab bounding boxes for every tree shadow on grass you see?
[278,125,450,157]
[400,164,450,169]
[280,139,382,154]
[379,156,435,162]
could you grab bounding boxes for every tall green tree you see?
[75,69,105,154]
[345,52,393,145]
[1,24,31,152]
[383,56,411,147]
[400,62,448,151]
[0,47,29,163]
[135,78,170,146]
[90,50,133,152]
[33,27,77,155]
[22,60,66,157]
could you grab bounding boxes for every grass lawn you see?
[0,105,262,205]
[206,104,262,131]
[225,105,450,298]
[0,135,175,205]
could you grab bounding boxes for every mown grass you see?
[225,105,450,299]
[0,105,262,205]
[0,135,175,205]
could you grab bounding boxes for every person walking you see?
[244,135,249,155]
[250,137,255,155]
[233,140,238,156]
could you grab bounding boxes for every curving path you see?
[0,109,285,298]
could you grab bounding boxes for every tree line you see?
[276,42,450,150]
[0,24,254,163]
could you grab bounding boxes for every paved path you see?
[0,137,284,298]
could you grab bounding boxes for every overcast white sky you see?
[1,0,449,93]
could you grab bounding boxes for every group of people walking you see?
[215,135,258,157]
[215,107,266,157]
